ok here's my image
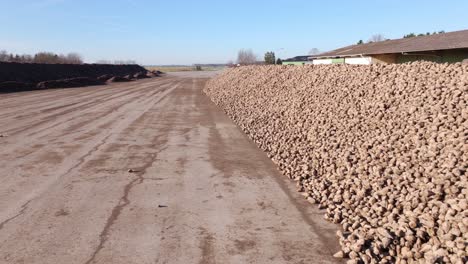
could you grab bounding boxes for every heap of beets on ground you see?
[204,62,467,264]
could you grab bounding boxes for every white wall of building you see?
[312,57,374,65]
[312,59,333,65]
[344,57,372,65]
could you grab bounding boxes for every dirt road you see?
[0,72,341,264]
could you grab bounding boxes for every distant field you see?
[145,65,226,72]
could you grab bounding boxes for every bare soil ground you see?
[0,72,341,264]
[145,66,225,73]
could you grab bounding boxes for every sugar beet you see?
[204,62,467,263]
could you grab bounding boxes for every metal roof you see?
[310,29,468,59]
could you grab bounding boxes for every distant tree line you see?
[0,50,83,64]
[96,60,137,65]
[403,31,445,38]
[357,30,446,44]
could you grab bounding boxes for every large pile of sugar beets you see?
[204,62,467,264]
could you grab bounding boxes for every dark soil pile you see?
[37,77,104,89]
[0,62,152,93]
[133,72,150,79]
[0,81,36,91]
[108,76,132,83]
[204,62,467,264]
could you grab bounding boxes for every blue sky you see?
[0,0,467,65]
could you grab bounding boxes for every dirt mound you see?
[0,81,35,92]
[204,62,467,263]
[146,70,163,78]
[108,76,132,83]
[133,72,149,79]
[146,72,159,78]
[0,62,149,93]
[97,74,114,82]
[37,77,104,89]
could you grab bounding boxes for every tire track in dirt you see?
[0,200,31,231]
[0,79,179,177]
[0,79,178,154]
[0,85,117,117]
[0,77,175,121]
[0,80,180,224]
[84,79,193,264]
[0,81,179,175]
[84,136,169,264]
[0,77,157,107]
[0,78,175,131]
[30,81,175,138]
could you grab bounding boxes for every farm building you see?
[309,29,468,65]
[282,56,312,65]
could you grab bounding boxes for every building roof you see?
[310,29,468,59]
[283,55,309,62]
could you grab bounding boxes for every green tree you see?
[404,33,416,38]
[264,51,276,65]
[404,31,445,38]
[276,58,283,65]
[357,40,364,45]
